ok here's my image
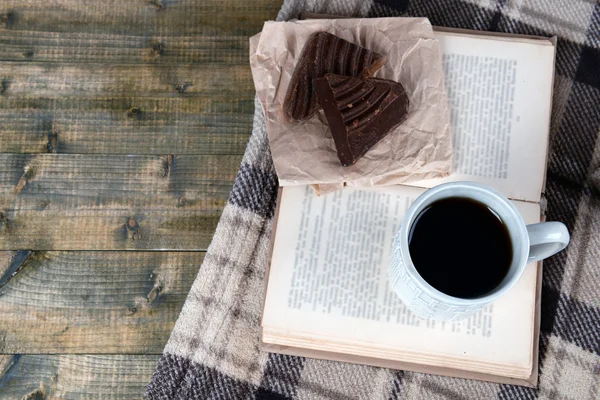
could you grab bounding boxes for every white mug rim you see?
[398,181,530,306]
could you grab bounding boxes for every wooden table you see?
[0,0,279,397]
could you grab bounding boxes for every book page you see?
[263,186,540,375]
[407,32,555,203]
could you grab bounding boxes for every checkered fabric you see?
[145,1,600,399]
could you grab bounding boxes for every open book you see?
[261,28,556,386]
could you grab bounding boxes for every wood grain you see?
[0,154,239,249]
[0,154,240,207]
[0,210,224,250]
[0,63,254,97]
[0,0,279,36]
[0,251,203,353]
[0,354,159,399]
[0,0,278,393]
[0,63,255,154]
[0,31,254,64]
[0,0,279,66]
[0,0,279,155]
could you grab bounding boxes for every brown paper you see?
[250,18,453,187]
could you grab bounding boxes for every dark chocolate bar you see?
[314,73,409,167]
[283,32,385,123]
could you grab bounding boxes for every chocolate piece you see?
[314,73,409,167]
[283,32,385,122]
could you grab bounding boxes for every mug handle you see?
[526,222,570,263]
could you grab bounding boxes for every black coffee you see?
[408,197,513,298]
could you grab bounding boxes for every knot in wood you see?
[0,12,15,27]
[0,212,8,228]
[47,130,58,153]
[151,42,164,56]
[163,155,174,178]
[147,284,162,304]
[127,107,142,120]
[126,217,139,231]
[175,82,191,94]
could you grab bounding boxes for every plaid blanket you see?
[146,0,600,398]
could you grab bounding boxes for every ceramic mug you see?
[388,182,570,322]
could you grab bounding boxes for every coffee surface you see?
[408,197,513,298]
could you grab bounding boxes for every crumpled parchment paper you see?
[250,17,452,189]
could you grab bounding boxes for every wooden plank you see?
[0,154,240,250]
[0,0,279,36]
[0,154,239,208]
[0,354,159,399]
[0,99,254,143]
[0,31,254,65]
[0,0,279,66]
[0,63,255,154]
[0,209,223,250]
[0,251,203,353]
[0,109,253,154]
[0,63,254,98]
